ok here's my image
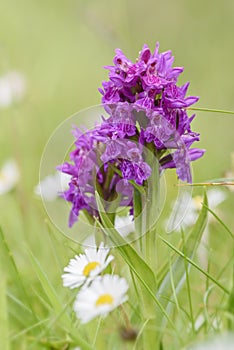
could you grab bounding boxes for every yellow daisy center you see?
[83,261,100,276]
[95,294,114,306]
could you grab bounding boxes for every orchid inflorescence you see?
[58,43,204,227]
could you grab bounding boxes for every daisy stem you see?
[119,304,132,330]
[94,221,107,246]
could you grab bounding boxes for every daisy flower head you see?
[74,274,129,323]
[62,242,114,289]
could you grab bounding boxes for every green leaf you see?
[157,192,208,317]
[95,191,156,292]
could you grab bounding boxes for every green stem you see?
[188,107,234,115]
[182,230,195,333]
[141,146,162,349]
[144,144,160,266]
[177,181,234,187]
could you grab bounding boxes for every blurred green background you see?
[1,0,234,186]
[0,1,234,347]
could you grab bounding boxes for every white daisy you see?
[74,274,129,323]
[0,159,20,195]
[34,171,71,201]
[0,71,26,108]
[62,242,114,289]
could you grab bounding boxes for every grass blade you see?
[0,226,37,322]
[156,193,208,325]
[203,204,234,240]
[158,235,229,294]
[27,249,70,326]
[0,269,10,350]
[187,107,234,115]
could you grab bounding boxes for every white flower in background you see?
[114,214,134,236]
[167,188,227,232]
[34,171,71,201]
[62,242,114,289]
[188,332,234,349]
[198,189,226,269]
[0,159,20,195]
[83,214,134,247]
[167,188,227,269]
[0,71,26,108]
[193,314,222,333]
[74,274,128,323]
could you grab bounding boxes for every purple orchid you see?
[99,43,204,180]
[59,43,205,226]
